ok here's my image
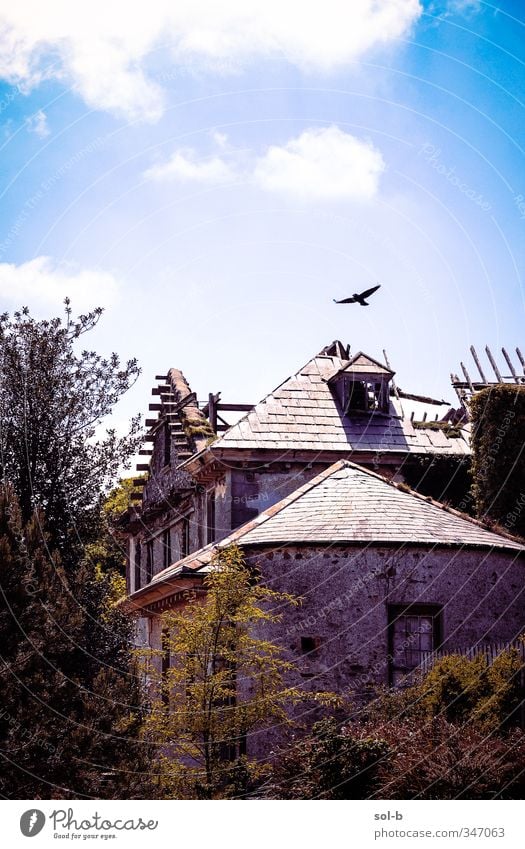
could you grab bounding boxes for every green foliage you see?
[0,303,142,567]
[412,420,462,437]
[358,717,525,800]
[0,485,153,798]
[470,384,525,536]
[266,646,525,800]
[86,478,143,576]
[141,544,311,799]
[401,455,472,511]
[415,651,524,730]
[266,718,388,800]
[183,416,216,441]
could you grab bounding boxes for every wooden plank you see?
[470,345,487,383]
[149,403,162,411]
[155,374,168,381]
[501,347,519,382]
[132,478,146,486]
[460,361,474,393]
[516,347,525,371]
[136,464,150,471]
[216,403,254,412]
[485,345,503,382]
[208,392,217,433]
[145,418,158,427]
[138,449,153,455]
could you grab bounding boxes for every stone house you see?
[125,459,524,691]
[122,339,524,752]
[124,340,470,597]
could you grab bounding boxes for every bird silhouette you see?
[333,284,381,306]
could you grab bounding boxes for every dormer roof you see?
[327,351,395,382]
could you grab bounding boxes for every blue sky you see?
[0,0,523,426]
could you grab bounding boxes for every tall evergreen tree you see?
[0,303,152,798]
[0,485,153,799]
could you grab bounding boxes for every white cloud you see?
[0,1,422,121]
[25,108,49,138]
[145,149,235,183]
[253,126,385,201]
[0,256,120,310]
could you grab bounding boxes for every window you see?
[301,636,320,656]
[181,516,190,558]
[388,604,442,686]
[206,490,216,544]
[163,422,171,467]
[146,539,154,583]
[162,528,172,570]
[343,378,387,414]
[134,541,142,592]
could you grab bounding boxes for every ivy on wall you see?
[470,384,525,538]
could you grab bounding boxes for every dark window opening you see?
[163,422,171,467]
[344,379,387,414]
[146,539,154,583]
[388,604,442,686]
[181,516,190,558]
[206,490,216,545]
[161,627,170,707]
[301,636,320,656]
[162,527,172,570]
[134,541,142,592]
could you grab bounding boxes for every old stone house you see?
[122,340,524,728]
[124,340,470,596]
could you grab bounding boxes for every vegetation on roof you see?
[412,420,463,438]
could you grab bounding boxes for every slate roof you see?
[130,460,522,605]
[209,348,470,456]
[238,462,523,550]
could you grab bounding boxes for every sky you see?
[0,0,523,430]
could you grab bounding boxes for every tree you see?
[143,544,319,799]
[470,384,525,537]
[0,303,141,567]
[0,484,153,799]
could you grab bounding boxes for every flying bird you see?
[333,284,381,306]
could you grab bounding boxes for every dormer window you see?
[328,352,394,416]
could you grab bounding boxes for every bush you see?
[265,718,388,800]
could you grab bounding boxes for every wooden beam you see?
[216,403,253,412]
[208,392,217,433]
[149,403,162,411]
[145,418,158,427]
[516,347,525,371]
[485,346,503,382]
[132,478,146,487]
[138,449,153,455]
[470,345,487,383]
[136,464,150,472]
[501,347,519,383]
[155,374,168,381]
[460,362,474,393]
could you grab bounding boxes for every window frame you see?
[162,527,172,570]
[146,538,154,583]
[387,603,442,685]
